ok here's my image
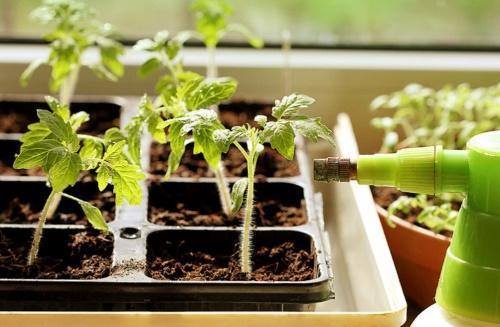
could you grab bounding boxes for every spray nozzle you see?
[313,157,356,182]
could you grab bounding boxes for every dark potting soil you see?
[0,229,113,279]
[149,143,299,178]
[0,191,115,225]
[0,101,120,135]
[149,199,306,227]
[219,101,273,128]
[372,186,457,237]
[147,240,315,282]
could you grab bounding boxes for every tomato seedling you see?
[14,96,144,265]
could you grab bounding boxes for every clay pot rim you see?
[375,203,452,243]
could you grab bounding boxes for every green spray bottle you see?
[314,131,500,326]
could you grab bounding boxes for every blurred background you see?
[2,0,500,49]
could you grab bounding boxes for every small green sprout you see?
[191,0,263,79]
[371,83,500,234]
[21,0,124,105]
[134,30,196,105]
[14,96,144,265]
[215,94,334,274]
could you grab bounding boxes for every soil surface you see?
[0,191,115,225]
[149,143,299,179]
[149,199,306,227]
[0,101,120,135]
[147,240,315,281]
[0,230,113,279]
[372,186,458,237]
[219,101,273,128]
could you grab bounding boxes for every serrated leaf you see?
[125,118,143,166]
[138,57,162,78]
[291,118,334,146]
[104,127,127,143]
[45,95,70,121]
[231,178,248,213]
[13,139,62,169]
[20,122,51,144]
[37,109,79,151]
[80,139,103,169]
[69,111,90,131]
[97,166,111,191]
[80,201,108,232]
[108,162,144,206]
[48,152,81,192]
[165,121,186,179]
[265,121,295,160]
[147,114,168,143]
[97,140,145,205]
[272,94,315,119]
[185,78,237,110]
[193,128,221,169]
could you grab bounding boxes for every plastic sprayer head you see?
[313,157,357,182]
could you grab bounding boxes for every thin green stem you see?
[61,192,84,204]
[28,189,59,265]
[213,162,233,217]
[240,132,259,274]
[59,65,80,106]
[233,142,249,160]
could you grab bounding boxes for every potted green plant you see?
[370,83,500,307]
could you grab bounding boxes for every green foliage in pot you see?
[20,0,124,105]
[371,83,500,234]
[13,96,144,265]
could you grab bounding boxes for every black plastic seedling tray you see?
[0,95,333,311]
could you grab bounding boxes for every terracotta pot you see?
[375,204,451,309]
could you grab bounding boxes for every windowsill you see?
[2,44,500,71]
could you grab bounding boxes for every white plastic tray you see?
[0,113,406,326]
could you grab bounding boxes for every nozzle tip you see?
[313,157,356,182]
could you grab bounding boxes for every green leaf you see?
[100,41,124,78]
[96,166,111,191]
[14,139,61,169]
[80,201,109,232]
[291,118,335,146]
[20,59,45,87]
[227,23,263,48]
[193,128,221,169]
[97,140,145,205]
[254,115,267,127]
[20,122,51,144]
[165,121,186,179]
[272,94,315,119]
[37,109,79,151]
[214,126,247,152]
[138,57,162,78]
[147,114,168,143]
[104,127,127,143]
[186,78,237,110]
[45,95,70,121]
[80,139,103,170]
[264,121,295,160]
[69,111,90,131]
[48,152,82,192]
[231,178,248,213]
[125,118,143,166]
